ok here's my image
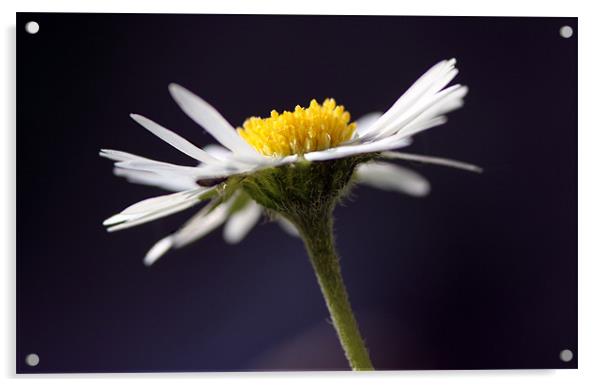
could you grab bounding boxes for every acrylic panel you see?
[16,13,577,373]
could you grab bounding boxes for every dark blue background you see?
[16,13,577,372]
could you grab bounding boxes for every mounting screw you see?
[559,25,573,39]
[25,21,40,34]
[559,349,573,362]
[25,353,40,367]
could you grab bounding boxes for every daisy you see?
[101,58,480,370]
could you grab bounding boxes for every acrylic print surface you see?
[16,13,577,373]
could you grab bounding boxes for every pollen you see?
[237,99,357,157]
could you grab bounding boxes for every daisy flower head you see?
[102,58,478,262]
[101,58,480,370]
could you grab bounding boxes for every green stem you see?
[296,213,374,371]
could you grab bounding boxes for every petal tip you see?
[168,83,185,97]
[415,183,431,197]
[222,234,240,245]
[144,237,173,266]
[102,214,123,227]
[129,113,142,121]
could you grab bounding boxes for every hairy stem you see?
[295,213,374,371]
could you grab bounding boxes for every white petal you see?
[360,59,457,139]
[113,168,199,192]
[422,68,459,101]
[129,114,222,165]
[115,159,236,180]
[111,151,285,182]
[119,189,202,216]
[104,187,210,231]
[381,151,483,173]
[304,135,411,162]
[356,162,430,197]
[144,236,174,266]
[172,201,232,248]
[231,153,297,167]
[168,84,260,158]
[396,116,448,139]
[103,194,196,227]
[375,85,468,140]
[203,144,233,160]
[142,200,231,264]
[354,112,383,136]
[394,85,468,137]
[107,199,201,232]
[202,144,263,170]
[382,59,457,121]
[101,149,204,174]
[99,149,151,163]
[223,201,263,244]
[277,217,299,237]
[102,149,216,180]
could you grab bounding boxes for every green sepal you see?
[241,155,372,225]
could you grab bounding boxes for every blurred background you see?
[16,13,576,372]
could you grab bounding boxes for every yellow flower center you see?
[237,99,356,157]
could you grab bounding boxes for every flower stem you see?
[296,213,374,371]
